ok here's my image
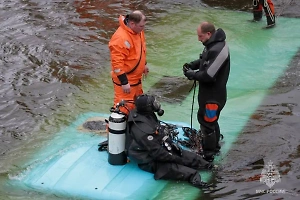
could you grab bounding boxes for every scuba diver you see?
[183,22,230,162]
[251,0,276,28]
[125,94,216,189]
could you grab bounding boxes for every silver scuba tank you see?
[108,112,127,165]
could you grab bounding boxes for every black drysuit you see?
[125,110,210,187]
[187,28,230,159]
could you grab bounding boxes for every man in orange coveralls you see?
[252,0,276,28]
[109,10,149,115]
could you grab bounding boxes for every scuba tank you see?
[107,101,128,165]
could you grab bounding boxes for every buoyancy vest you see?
[126,111,158,150]
[125,111,175,164]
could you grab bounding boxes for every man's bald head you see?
[127,10,146,34]
[197,21,215,43]
[198,22,215,34]
[128,10,146,24]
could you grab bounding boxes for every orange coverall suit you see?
[109,15,147,115]
[253,0,275,26]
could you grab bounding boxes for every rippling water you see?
[1,0,117,141]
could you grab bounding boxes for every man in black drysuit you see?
[183,22,230,162]
[125,94,214,188]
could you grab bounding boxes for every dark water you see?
[1,0,299,199]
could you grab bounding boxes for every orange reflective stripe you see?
[204,103,218,122]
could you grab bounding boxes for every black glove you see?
[182,63,192,73]
[171,143,183,157]
[184,68,196,80]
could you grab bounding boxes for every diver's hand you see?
[122,83,130,93]
[184,69,196,80]
[182,63,191,73]
[143,64,149,77]
[171,143,183,157]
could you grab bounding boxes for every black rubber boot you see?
[215,124,221,153]
[253,10,262,21]
[189,173,209,189]
[202,131,217,162]
[266,15,275,28]
[203,154,214,162]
